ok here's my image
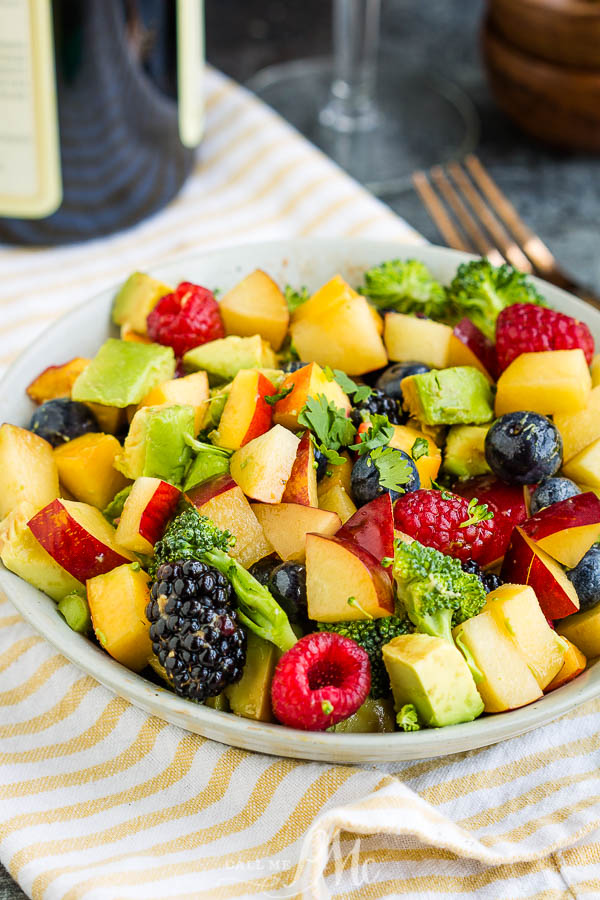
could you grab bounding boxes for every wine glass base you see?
[246,56,479,196]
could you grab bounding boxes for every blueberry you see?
[484,412,562,485]
[530,477,581,516]
[351,448,420,506]
[248,555,280,587]
[29,398,99,447]
[267,562,308,626]
[375,362,430,404]
[282,360,309,374]
[313,445,328,481]
[567,545,600,611]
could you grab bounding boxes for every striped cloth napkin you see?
[1,67,600,900]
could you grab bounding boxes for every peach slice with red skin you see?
[336,493,394,579]
[448,318,498,382]
[273,362,351,431]
[544,638,586,692]
[115,477,181,555]
[213,369,274,450]
[186,474,273,568]
[520,492,600,569]
[250,502,340,562]
[26,357,91,404]
[229,425,300,504]
[306,533,394,622]
[500,526,580,620]
[28,499,135,583]
[281,431,318,507]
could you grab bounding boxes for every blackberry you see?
[146,559,246,702]
[461,558,503,594]
[351,389,403,427]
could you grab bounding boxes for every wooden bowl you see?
[482,19,600,150]
[488,0,600,69]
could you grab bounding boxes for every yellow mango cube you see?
[562,437,600,488]
[557,604,600,660]
[591,354,600,388]
[389,424,441,488]
[384,314,453,368]
[495,350,591,417]
[317,451,353,499]
[554,385,600,462]
[318,483,357,524]
[87,564,153,672]
[219,269,290,351]
[54,433,129,510]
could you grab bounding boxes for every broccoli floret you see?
[359,259,448,318]
[153,508,297,652]
[397,704,421,732]
[446,259,545,339]
[317,614,414,698]
[393,540,486,644]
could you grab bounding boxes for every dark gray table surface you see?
[2,0,599,896]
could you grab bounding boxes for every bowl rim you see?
[2,237,599,764]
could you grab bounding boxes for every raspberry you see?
[271,632,371,730]
[147,281,224,357]
[393,488,501,565]
[495,303,594,373]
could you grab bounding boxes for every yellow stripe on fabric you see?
[0,654,68,707]
[299,194,363,235]
[0,717,166,799]
[0,636,42,674]
[0,614,22,629]
[480,790,600,847]
[0,688,122,755]
[36,765,362,900]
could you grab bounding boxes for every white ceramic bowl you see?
[1,239,598,763]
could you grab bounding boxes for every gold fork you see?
[412,154,600,310]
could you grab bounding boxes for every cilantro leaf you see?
[298,394,357,465]
[264,385,293,406]
[410,437,429,461]
[323,366,373,404]
[460,497,494,528]
[367,446,413,493]
[284,285,310,313]
[355,414,395,456]
[430,479,454,500]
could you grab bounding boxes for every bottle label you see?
[177,0,205,149]
[0,0,62,218]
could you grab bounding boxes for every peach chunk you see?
[212,369,274,450]
[219,269,290,351]
[138,371,210,434]
[230,425,299,503]
[318,484,357,525]
[54,433,129,510]
[115,477,181,555]
[26,357,91,404]
[495,349,591,417]
[0,424,59,519]
[500,527,580,620]
[281,431,318,507]
[250,502,340,562]
[520,492,600,568]
[544,638,587,692]
[554,385,600,462]
[273,362,351,431]
[384,313,453,368]
[557,605,600,660]
[562,438,600,489]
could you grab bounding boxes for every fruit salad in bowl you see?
[2,240,600,760]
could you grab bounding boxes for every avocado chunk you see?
[183,334,276,384]
[205,692,230,711]
[443,424,492,479]
[72,339,175,408]
[115,404,195,485]
[382,633,484,727]
[330,697,395,733]
[111,272,171,335]
[183,450,230,491]
[225,630,279,721]
[402,366,494,426]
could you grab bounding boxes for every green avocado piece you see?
[382,633,484,728]
[443,424,492,479]
[72,339,175,408]
[225,631,280,721]
[111,272,171,335]
[205,692,230,711]
[115,404,195,485]
[330,697,396,733]
[183,450,230,491]
[402,366,493,426]
[183,335,277,384]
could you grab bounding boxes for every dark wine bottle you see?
[0,0,204,245]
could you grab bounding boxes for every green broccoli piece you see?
[359,259,448,318]
[393,540,486,644]
[396,704,421,732]
[153,507,298,652]
[446,259,545,339]
[317,614,414,698]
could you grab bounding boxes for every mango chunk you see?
[87,564,153,672]
[384,313,453,368]
[54,433,129,510]
[562,438,600,489]
[554,385,600,463]
[26,357,90,405]
[318,483,357,524]
[557,605,600,660]
[495,350,591,417]
[219,269,289,351]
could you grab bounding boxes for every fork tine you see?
[446,162,534,273]
[464,155,558,275]
[412,171,473,253]
[429,166,505,266]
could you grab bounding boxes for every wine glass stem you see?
[320,0,381,133]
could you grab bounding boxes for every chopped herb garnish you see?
[298,394,357,465]
[355,414,395,456]
[460,497,494,528]
[323,366,373,404]
[410,437,429,461]
[367,446,414,493]
[183,434,232,457]
[284,284,310,313]
[264,384,293,406]
[430,479,454,500]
